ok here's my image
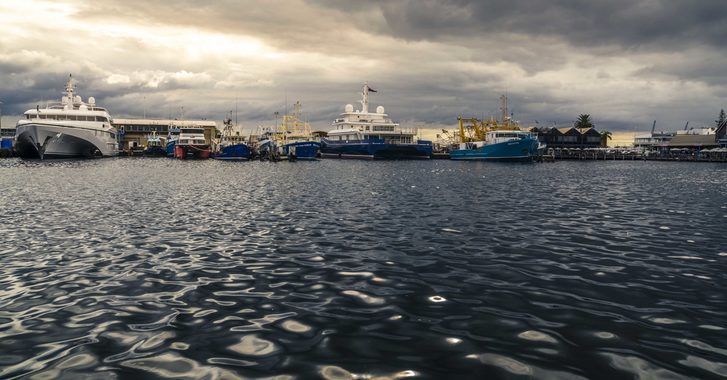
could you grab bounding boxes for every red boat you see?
[173,127,210,159]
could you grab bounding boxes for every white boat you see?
[14,75,118,159]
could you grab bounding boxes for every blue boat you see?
[215,143,251,160]
[274,101,321,160]
[283,141,321,160]
[165,126,180,157]
[449,96,540,161]
[213,117,251,160]
[450,131,539,161]
[320,83,432,159]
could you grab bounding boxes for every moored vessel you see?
[14,75,118,159]
[449,96,539,161]
[173,127,210,159]
[320,83,432,159]
[213,117,251,160]
[280,101,320,160]
[166,126,180,157]
[143,131,166,157]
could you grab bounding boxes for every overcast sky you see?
[1,0,726,133]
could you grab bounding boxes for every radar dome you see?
[88,97,95,105]
[74,95,82,103]
[345,104,354,113]
[376,106,385,114]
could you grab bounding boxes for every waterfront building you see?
[668,128,719,150]
[633,131,675,152]
[111,118,218,152]
[530,126,603,149]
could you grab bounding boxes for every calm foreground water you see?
[0,158,726,379]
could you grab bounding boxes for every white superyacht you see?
[15,75,118,159]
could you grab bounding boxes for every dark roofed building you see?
[530,126,604,149]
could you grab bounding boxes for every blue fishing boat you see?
[283,141,321,160]
[214,118,251,160]
[449,130,540,161]
[449,96,540,161]
[165,126,180,157]
[279,101,320,160]
[320,83,432,159]
[215,143,251,160]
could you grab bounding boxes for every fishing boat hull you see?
[284,141,320,160]
[174,144,210,159]
[165,141,176,157]
[14,123,118,159]
[143,146,166,157]
[320,139,432,159]
[450,137,539,161]
[213,143,251,160]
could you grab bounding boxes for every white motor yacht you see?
[14,75,118,159]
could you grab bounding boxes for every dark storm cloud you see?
[373,0,727,51]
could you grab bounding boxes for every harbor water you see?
[0,158,726,379]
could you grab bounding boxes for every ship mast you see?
[361,82,370,113]
[499,94,509,125]
[63,74,76,107]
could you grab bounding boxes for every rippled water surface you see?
[1,158,726,379]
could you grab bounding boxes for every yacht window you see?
[95,116,106,122]
[365,126,370,131]
[39,115,47,119]
[68,115,77,121]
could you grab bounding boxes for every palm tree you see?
[574,114,594,130]
[600,130,612,147]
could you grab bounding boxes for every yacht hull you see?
[450,138,539,161]
[320,139,432,159]
[15,123,118,159]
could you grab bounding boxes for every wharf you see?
[551,150,727,163]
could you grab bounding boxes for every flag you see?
[367,85,377,93]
